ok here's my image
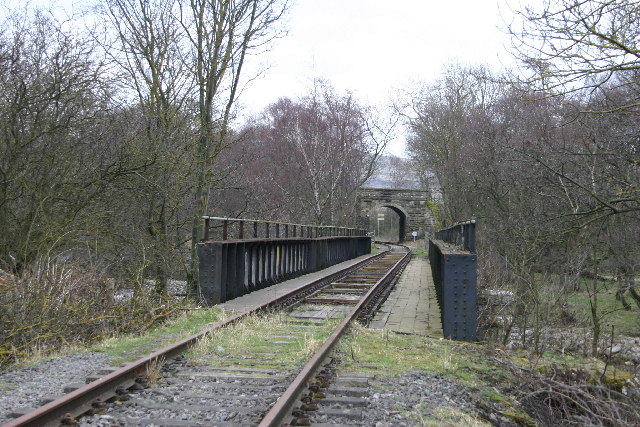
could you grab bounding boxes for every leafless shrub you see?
[512,365,640,426]
[0,258,178,366]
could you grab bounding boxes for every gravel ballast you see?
[0,352,113,425]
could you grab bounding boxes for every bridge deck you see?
[369,255,443,337]
[218,248,443,338]
[218,253,376,313]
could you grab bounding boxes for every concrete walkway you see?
[369,255,443,337]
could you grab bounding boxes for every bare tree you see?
[0,8,119,271]
[180,0,288,298]
[245,80,390,226]
[96,0,289,298]
[508,0,640,101]
[98,0,194,294]
[406,63,503,223]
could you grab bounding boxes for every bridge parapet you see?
[198,217,370,305]
[203,216,366,241]
[429,219,478,342]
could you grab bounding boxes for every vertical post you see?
[253,221,258,238]
[293,225,297,237]
[239,221,244,239]
[203,217,210,241]
[467,219,477,252]
[285,224,289,238]
[265,222,270,238]
[275,223,280,238]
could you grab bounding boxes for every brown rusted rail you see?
[257,250,411,427]
[3,251,389,427]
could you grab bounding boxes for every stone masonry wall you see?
[357,188,436,241]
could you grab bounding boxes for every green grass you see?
[426,407,490,426]
[412,247,429,257]
[90,307,224,365]
[567,287,640,337]
[334,325,637,425]
[339,326,488,379]
[0,381,15,392]
[338,325,517,418]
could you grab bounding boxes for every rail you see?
[3,252,389,427]
[258,251,411,426]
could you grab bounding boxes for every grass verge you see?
[338,324,637,425]
[90,307,224,365]
[568,289,640,337]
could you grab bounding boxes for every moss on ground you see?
[91,307,224,365]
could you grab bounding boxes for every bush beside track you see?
[0,258,181,367]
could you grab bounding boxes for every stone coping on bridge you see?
[369,255,443,337]
[217,252,376,313]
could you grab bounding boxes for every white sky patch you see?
[240,0,520,155]
[245,0,513,104]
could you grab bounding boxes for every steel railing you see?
[203,216,367,241]
[198,216,372,305]
[429,218,478,342]
[434,218,476,252]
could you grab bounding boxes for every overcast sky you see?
[8,0,526,155]
[244,0,515,108]
[240,0,522,155]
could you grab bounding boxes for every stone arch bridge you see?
[356,188,436,242]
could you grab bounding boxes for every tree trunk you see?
[154,200,169,296]
[590,289,600,356]
[628,283,640,309]
[187,134,210,300]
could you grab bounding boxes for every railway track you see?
[4,247,411,427]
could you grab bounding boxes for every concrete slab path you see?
[369,255,442,337]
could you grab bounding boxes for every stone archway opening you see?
[372,205,407,243]
[357,188,435,242]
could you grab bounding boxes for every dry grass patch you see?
[189,313,341,367]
